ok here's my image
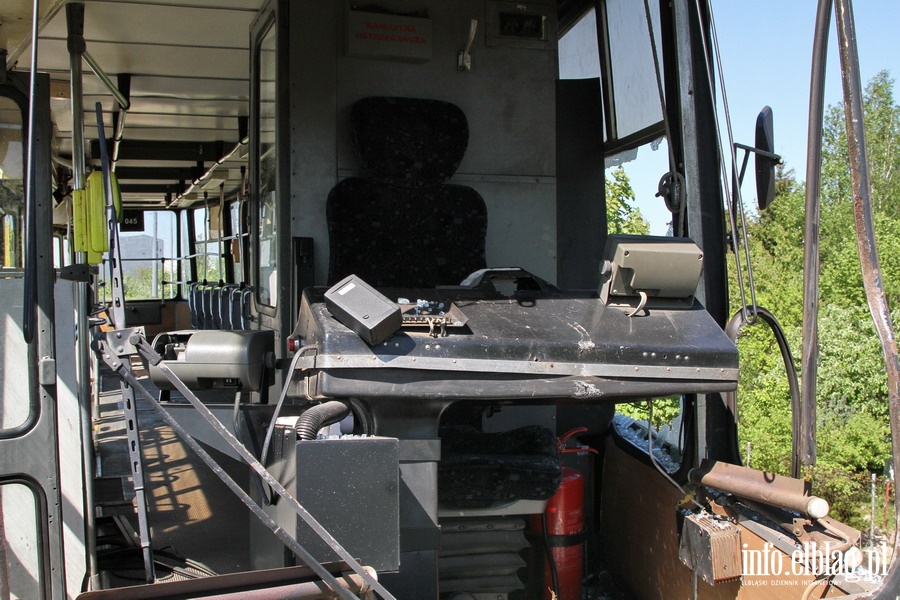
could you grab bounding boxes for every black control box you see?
[324,274,402,345]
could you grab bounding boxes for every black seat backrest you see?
[188,282,202,329]
[327,97,487,288]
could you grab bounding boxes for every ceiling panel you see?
[29,39,248,80]
[9,0,259,207]
[39,3,256,49]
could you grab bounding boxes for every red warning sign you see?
[346,11,432,62]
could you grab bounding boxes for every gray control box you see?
[324,275,402,345]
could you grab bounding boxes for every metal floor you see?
[94,365,256,582]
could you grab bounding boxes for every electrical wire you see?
[647,400,706,511]
[257,345,316,503]
[646,400,684,494]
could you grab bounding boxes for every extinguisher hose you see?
[541,513,560,598]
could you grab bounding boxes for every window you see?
[613,396,686,473]
[559,6,673,237]
[178,210,193,297]
[0,91,35,436]
[0,96,24,271]
[256,19,278,307]
[601,0,665,143]
[229,199,246,284]
[114,211,178,300]
[192,205,223,284]
[559,7,601,80]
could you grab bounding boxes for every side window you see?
[229,199,246,284]
[193,205,223,284]
[178,210,193,298]
[613,397,686,473]
[255,19,278,307]
[600,0,672,237]
[558,7,600,80]
[558,6,671,237]
[0,95,24,271]
[0,94,31,434]
[116,210,177,300]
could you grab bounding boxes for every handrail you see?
[799,0,832,475]
[174,134,249,203]
[82,50,129,110]
[22,0,40,344]
[834,1,900,596]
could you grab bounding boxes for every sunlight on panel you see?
[0,483,41,599]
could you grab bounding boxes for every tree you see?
[730,71,898,530]
[606,167,651,235]
[822,70,900,216]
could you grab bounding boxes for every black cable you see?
[257,346,314,504]
[725,306,801,474]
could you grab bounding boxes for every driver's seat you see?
[326,96,487,288]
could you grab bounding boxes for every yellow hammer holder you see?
[73,170,122,265]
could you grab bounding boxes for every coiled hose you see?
[295,401,351,441]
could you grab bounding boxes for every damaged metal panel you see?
[678,512,742,585]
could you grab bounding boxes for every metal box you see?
[268,433,400,571]
[678,512,742,584]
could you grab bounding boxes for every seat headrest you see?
[351,96,469,188]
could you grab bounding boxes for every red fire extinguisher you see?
[531,427,598,600]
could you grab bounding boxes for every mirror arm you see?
[733,142,782,163]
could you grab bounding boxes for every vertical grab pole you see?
[798,0,832,478]
[66,2,98,585]
[834,0,900,592]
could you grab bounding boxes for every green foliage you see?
[122,261,178,300]
[807,464,870,529]
[732,71,899,531]
[606,167,651,235]
[617,397,682,429]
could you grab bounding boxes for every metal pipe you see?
[175,136,249,202]
[799,0,832,478]
[834,0,900,593]
[73,566,376,600]
[82,50,130,110]
[66,1,98,585]
[200,572,374,600]
[111,73,131,170]
[689,460,830,519]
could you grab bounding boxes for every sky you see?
[715,1,900,183]
[561,2,900,235]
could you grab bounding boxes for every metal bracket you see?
[38,356,57,386]
[59,263,93,282]
[104,327,145,358]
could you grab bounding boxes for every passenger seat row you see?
[187,282,253,330]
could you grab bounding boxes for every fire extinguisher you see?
[531,427,598,600]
